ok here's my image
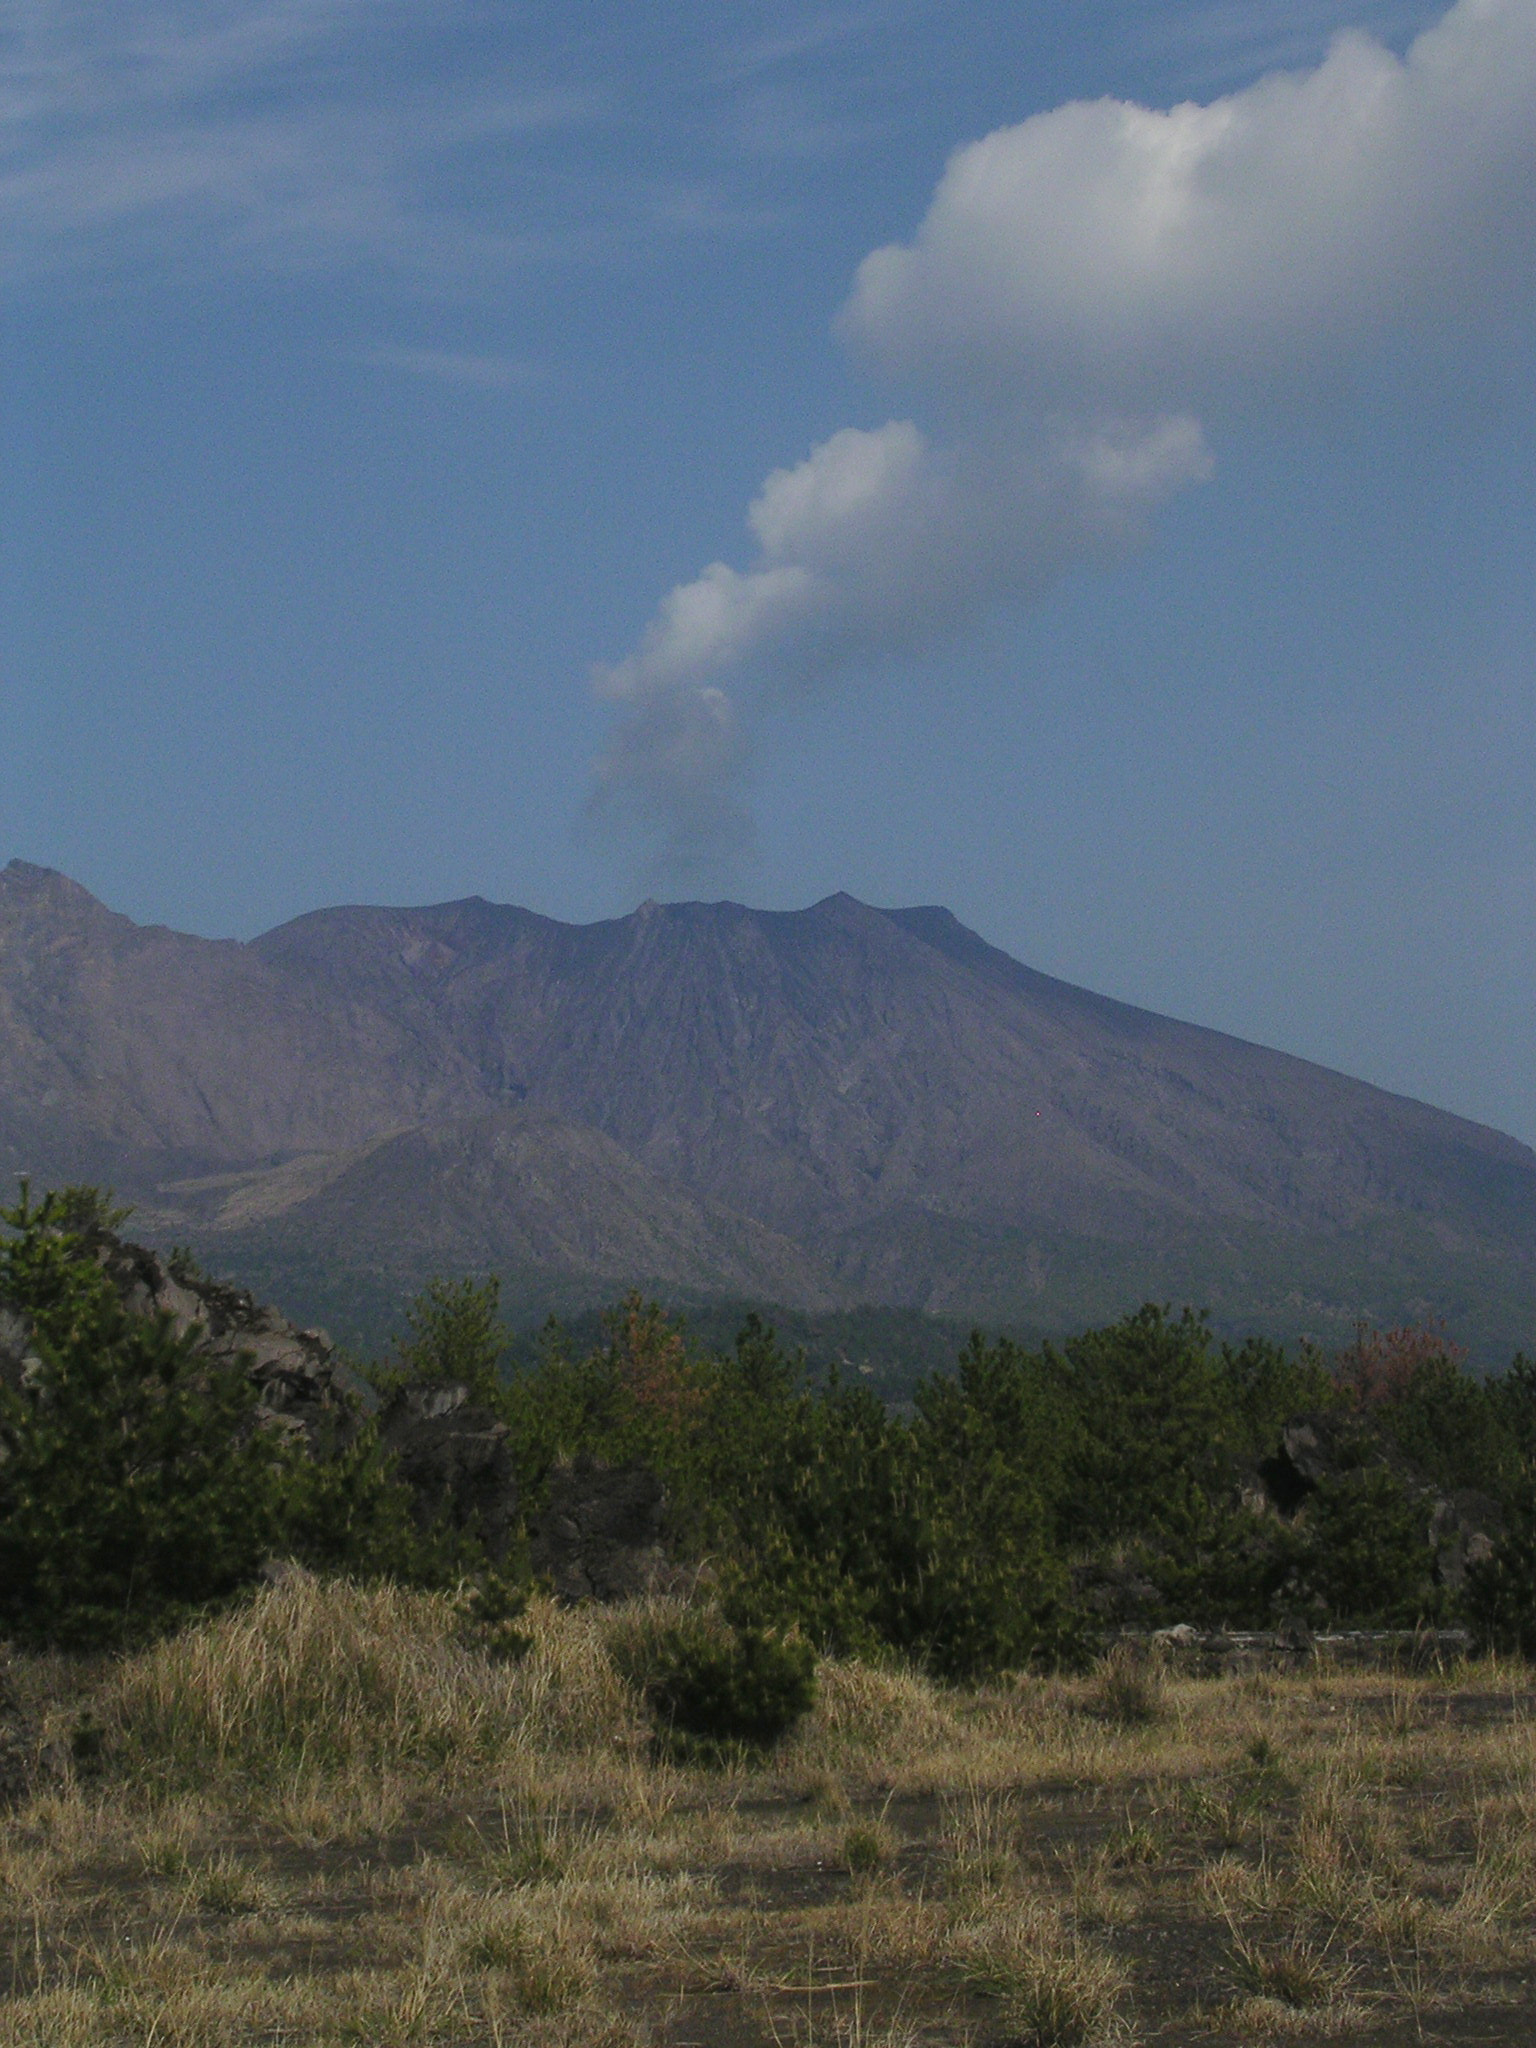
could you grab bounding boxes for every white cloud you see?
[1136,3,1443,96]
[596,413,1210,704]
[596,0,1536,872]
[843,0,1536,405]
[593,411,1212,869]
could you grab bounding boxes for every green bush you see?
[1464,1462,1536,1657]
[1054,1306,1237,1548]
[1292,1461,1437,1628]
[0,1187,294,1649]
[455,1568,534,1663]
[391,1274,507,1405]
[626,1613,816,1756]
[279,1423,464,1587]
[10,1182,1535,1669]
[0,1185,454,1647]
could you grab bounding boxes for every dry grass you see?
[940,1781,1024,1897]
[950,1894,1129,2044]
[0,1577,1529,2044]
[92,1572,643,1794]
[1087,1642,1168,1729]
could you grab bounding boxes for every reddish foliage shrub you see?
[1332,1320,1467,1410]
[604,1294,701,1423]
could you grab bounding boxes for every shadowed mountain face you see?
[1,860,1532,1357]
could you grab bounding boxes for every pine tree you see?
[0,1186,291,1647]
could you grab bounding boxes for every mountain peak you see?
[0,863,1529,1357]
[4,859,89,895]
[0,860,117,922]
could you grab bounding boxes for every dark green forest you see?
[2,1187,1534,1672]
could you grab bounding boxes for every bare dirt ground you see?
[0,1578,1530,2045]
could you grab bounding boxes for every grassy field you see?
[0,1576,1531,2046]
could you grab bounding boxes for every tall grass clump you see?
[942,1783,1023,1897]
[951,1897,1128,2046]
[1087,1641,1167,1727]
[94,1571,636,1789]
[793,1657,964,1771]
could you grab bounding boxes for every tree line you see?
[1,1186,1533,1667]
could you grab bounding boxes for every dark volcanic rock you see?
[0,1308,36,1397]
[0,1221,531,1563]
[1071,1556,1163,1628]
[1254,1408,1504,1597]
[97,1234,371,1450]
[377,1383,519,1562]
[0,1222,371,1448]
[1430,1490,1503,1592]
[0,1214,685,1593]
[529,1459,669,1603]
[1138,1625,1473,1677]
[1258,1412,1367,1514]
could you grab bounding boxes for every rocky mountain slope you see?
[0,859,1531,1356]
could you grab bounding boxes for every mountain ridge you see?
[0,859,1531,1358]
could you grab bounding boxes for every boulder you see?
[377,1382,519,1562]
[1430,1489,1504,1592]
[1256,1411,1373,1514]
[0,1228,371,1453]
[529,1458,669,1603]
[0,1307,38,1397]
[1070,1555,1162,1628]
[93,1235,372,1452]
[1131,1624,1472,1677]
[2,1218,676,1593]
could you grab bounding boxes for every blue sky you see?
[1,1,1533,1143]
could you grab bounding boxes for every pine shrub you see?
[624,1611,816,1756]
[1464,1462,1536,1657]
[0,1187,293,1648]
